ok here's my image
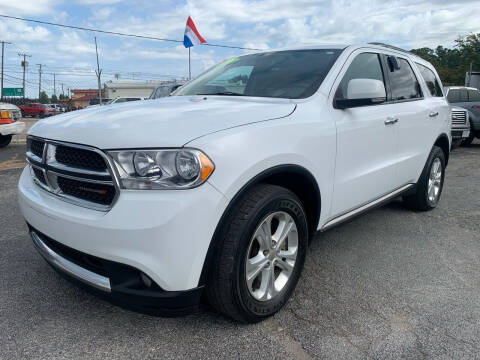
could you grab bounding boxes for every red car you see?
[19,103,52,118]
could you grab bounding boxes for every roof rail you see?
[368,42,414,56]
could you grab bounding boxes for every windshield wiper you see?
[196,91,245,96]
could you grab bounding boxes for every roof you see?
[104,80,170,89]
[71,89,99,94]
[444,86,478,90]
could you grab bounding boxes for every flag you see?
[183,16,206,48]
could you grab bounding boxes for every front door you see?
[329,51,398,218]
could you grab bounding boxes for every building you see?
[70,89,105,109]
[104,80,176,99]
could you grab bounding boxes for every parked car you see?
[19,43,451,323]
[87,98,112,108]
[444,86,480,145]
[19,103,49,118]
[149,83,185,99]
[45,105,57,117]
[450,106,470,147]
[0,102,25,147]
[49,104,64,114]
[107,97,144,105]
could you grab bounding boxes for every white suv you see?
[19,44,451,323]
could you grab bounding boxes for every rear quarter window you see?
[416,63,443,97]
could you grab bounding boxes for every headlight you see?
[107,149,214,190]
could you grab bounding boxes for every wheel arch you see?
[198,164,321,287]
[434,133,450,166]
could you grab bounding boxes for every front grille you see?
[55,145,107,171]
[32,167,47,185]
[28,138,45,159]
[26,138,117,210]
[452,110,467,125]
[58,177,116,205]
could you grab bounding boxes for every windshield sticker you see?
[219,57,240,67]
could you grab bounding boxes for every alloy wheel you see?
[245,211,298,301]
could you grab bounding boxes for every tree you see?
[410,33,480,86]
[39,91,49,104]
[51,94,58,103]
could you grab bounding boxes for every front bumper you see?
[29,227,204,315]
[0,121,25,136]
[18,166,229,294]
[451,125,470,146]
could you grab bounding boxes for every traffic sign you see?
[2,87,24,97]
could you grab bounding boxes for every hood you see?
[0,102,20,111]
[28,96,296,149]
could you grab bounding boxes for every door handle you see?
[384,117,398,125]
[429,111,439,117]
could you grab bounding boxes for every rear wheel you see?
[403,146,445,211]
[206,184,308,323]
[21,110,26,118]
[39,112,45,118]
[0,134,12,148]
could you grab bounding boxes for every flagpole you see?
[188,47,191,80]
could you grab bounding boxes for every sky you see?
[0,0,479,97]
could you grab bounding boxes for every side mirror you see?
[334,79,386,109]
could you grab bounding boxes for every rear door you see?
[384,56,448,187]
[329,50,398,217]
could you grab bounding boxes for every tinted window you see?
[468,89,480,102]
[416,63,443,97]
[335,52,385,100]
[175,49,342,99]
[127,98,141,102]
[447,89,460,102]
[389,58,422,101]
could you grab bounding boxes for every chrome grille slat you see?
[452,110,467,126]
[26,137,119,211]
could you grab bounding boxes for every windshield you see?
[174,49,342,99]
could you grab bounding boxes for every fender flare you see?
[198,164,321,287]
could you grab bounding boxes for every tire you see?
[21,110,25,118]
[0,134,12,148]
[206,184,308,323]
[403,146,446,211]
[39,112,45,119]
[461,120,474,146]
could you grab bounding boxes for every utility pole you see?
[36,64,44,99]
[1,41,11,101]
[18,52,31,99]
[61,83,64,96]
[94,37,102,105]
[53,73,56,96]
[468,62,473,86]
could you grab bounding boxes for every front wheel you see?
[206,184,308,323]
[0,134,12,148]
[403,146,446,211]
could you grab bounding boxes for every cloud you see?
[0,0,59,15]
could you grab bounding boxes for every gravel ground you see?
[0,140,479,359]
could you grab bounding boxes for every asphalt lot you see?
[1,135,479,359]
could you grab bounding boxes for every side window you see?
[389,58,422,101]
[468,90,480,102]
[447,89,460,102]
[335,52,385,100]
[416,63,443,97]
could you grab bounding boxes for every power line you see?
[0,14,262,51]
